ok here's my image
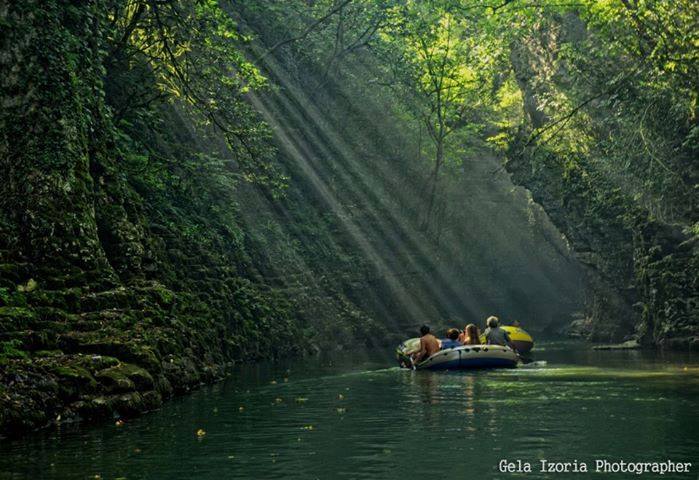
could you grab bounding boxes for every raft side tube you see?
[397,343,518,370]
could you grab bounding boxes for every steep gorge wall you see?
[0,1,389,436]
[506,14,698,347]
[0,0,246,434]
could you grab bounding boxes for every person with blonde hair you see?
[459,324,481,345]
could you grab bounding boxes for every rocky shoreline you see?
[0,280,237,437]
[1,351,225,438]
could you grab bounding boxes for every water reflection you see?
[414,370,438,405]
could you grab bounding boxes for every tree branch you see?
[257,0,354,60]
[526,63,646,146]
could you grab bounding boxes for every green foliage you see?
[105,0,285,190]
[372,1,509,221]
[1,340,28,360]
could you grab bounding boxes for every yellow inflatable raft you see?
[480,326,534,353]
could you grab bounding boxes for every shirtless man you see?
[413,325,441,364]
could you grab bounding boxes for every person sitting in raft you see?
[413,325,441,363]
[441,328,461,349]
[459,323,481,345]
[483,316,517,352]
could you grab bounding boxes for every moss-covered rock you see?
[33,349,63,357]
[95,362,154,392]
[0,307,37,331]
[85,355,120,371]
[50,364,98,399]
[80,288,133,312]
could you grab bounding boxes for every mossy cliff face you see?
[0,1,385,437]
[506,15,698,347]
[632,221,698,349]
[507,134,698,347]
[0,1,115,284]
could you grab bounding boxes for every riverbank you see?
[0,276,393,438]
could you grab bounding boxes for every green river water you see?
[1,340,698,479]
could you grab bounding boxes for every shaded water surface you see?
[1,341,698,479]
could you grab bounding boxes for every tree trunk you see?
[422,135,443,230]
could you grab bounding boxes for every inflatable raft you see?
[479,326,535,354]
[396,338,518,370]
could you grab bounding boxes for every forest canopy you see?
[98,0,698,231]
